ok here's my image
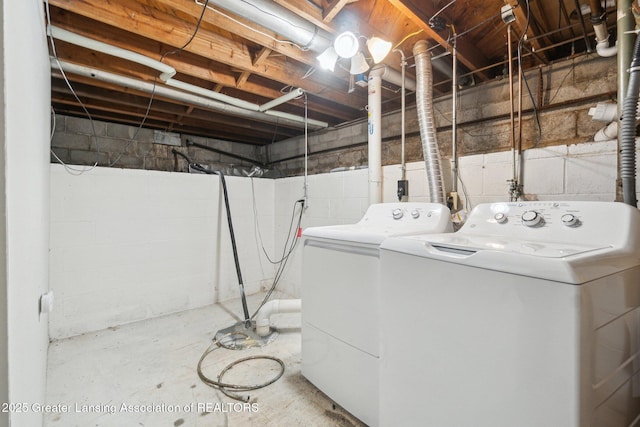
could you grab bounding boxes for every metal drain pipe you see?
[413,40,446,204]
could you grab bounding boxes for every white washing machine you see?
[301,202,452,427]
[379,201,640,427]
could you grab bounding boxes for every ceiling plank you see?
[503,0,549,64]
[323,0,353,23]
[48,0,366,111]
[387,0,491,80]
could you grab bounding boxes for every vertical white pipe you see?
[368,70,383,205]
[451,38,458,193]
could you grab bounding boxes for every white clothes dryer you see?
[379,201,640,427]
[301,202,452,427]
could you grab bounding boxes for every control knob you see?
[561,213,579,227]
[521,210,542,227]
[411,209,420,219]
[392,208,404,220]
[494,213,507,224]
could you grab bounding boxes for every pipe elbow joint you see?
[596,39,617,57]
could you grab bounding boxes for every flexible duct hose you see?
[413,40,446,204]
[621,35,640,207]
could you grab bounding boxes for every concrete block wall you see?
[269,54,616,177]
[49,164,276,339]
[51,115,266,173]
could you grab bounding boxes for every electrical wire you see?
[516,0,543,141]
[108,0,211,167]
[250,198,304,321]
[46,0,99,175]
[197,332,285,402]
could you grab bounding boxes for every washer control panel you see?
[460,201,635,246]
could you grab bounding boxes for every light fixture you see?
[334,31,359,58]
[367,36,392,63]
[316,46,339,71]
[350,52,370,75]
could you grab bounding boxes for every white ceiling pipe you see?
[264,110,328,128]
[165,79,260,111]
[49,25,262,111]
[203,0,333,53]
[48,25,176,81]
[259,88,304,112]
[51,59,328,130]
[370,64,417,92]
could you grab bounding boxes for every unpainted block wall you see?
[269,54,616,177]
[51,115,266,173]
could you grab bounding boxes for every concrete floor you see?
[45,293,366,427]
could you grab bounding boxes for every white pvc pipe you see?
[48,25,328,128]
[51,59,327,129]
[370,64,416,92]
[255,299,301,336]
[368,68,384,205]
[259,88,304,112]
[594,121,618,141]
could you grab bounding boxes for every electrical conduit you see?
[413,40,446,204]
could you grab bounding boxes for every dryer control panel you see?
[461,201,640,248]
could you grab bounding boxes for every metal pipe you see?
[574,0,594,52]
[620,32,640,206]
[508,26,517,194]
[413,40,446,204]
[451,37,458,193]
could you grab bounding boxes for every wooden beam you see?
[323,0,352,23]
[504,0,549,64]
[48,0,366,111]
[388,0,491,80]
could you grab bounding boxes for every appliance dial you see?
[521,210,542,227]
[561,213,579,227]
[494,212,507,224]
[392,208,403,220]
[411,209,420,219]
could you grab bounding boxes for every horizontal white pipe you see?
[48,25,176,80]
[49,26,324,127]
[165,79,260,111]
[370,64,416,92]
[265,110,328,128]
[255,299,301,337]
[259,88,304,112]
[51,59,327,129]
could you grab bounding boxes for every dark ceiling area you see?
[46,0,618,146]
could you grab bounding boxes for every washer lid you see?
[380,233,635,284]
[423,234,610,258]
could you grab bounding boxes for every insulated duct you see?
[204,0,332,53]
[413,40,446,204]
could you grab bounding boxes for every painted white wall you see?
[3,0,51,425]
[49,166,276,339]
[49,139,631,337]
[275,140,627,298]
